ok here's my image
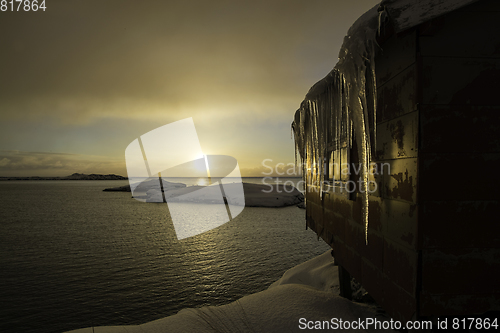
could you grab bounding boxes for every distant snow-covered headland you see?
[104,180,305,208]
[0,173,128,181]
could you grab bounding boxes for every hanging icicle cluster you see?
[292,5,382,244]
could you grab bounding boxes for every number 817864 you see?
[1,0,46,11]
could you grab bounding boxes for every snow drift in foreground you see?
[66,251,395,333]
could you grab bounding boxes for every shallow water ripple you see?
[0,180,329,333]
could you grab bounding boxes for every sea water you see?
[0,179,329,333]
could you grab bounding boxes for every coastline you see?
[66,251,393,333]
[0,173,128,181]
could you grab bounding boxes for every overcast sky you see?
[0,0,380,177]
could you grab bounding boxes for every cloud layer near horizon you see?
[0,0,380,175]
[0,150,125,177]
[0,150,302,178]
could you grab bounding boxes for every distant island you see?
[104,180,305,208]
[0,173,128,181]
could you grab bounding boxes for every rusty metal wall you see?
[304,24,421,321]
[304,0,500,322]
[417,0,500,317]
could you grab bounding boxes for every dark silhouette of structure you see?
[292,0,500,322]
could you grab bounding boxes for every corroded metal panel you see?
[420,293,500,317]
[417,0,500,318]
[377,65,418,122]
[298,0,500,323]
[421,248,500,295]
[384,239,418,295]
[420,105,500,153]
[344,219,365,254]
[456,0,500,12]
[366,196,383,234]
[324,195,351,239]
[419,11,500,58]
[362,228,384,269]
[361,259,385,302]
[381,278,418,322]
[420,152,500,201]
[305,191,324,231]
[421,200,500,249]
[381,158,418,204]
[382,0,479,33]
[422,57,500,105]
[380,197,418,249]
[341,244,363,282]
[363,257,418,323]
[376,29,417,86]
[376,111,418,160]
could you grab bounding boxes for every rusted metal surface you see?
[380,198,417,248]
[419,152,500,201]
[420,105,500,153]
[420,293,500,317]
[422,248,500,295]
[419,9,500,58]
[376,111,418,159]
[376,29,416,86]
[456,0,500,11]
[420,247,500,316]
[422,57,500,105]
[382,158,417,203]
[381,0,478,33]
[384,239,418,295]
[420,200,500,249]
[415,0,500,317]
[295,0,500,323]
[377,65,418,122]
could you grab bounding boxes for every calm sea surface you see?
[0,178,329,333]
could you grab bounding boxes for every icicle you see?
[293,5,380,245]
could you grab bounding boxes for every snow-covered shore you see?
[66,251,394,333]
